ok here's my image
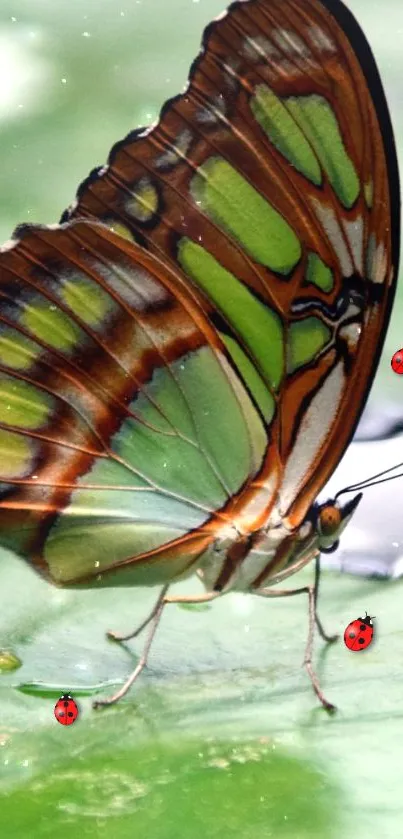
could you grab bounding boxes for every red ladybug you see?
[344,612,374,652]
[54,693,79,725]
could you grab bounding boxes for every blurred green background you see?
[1,1,403,837]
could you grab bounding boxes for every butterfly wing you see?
[0,0,399,590]
[64,0,400,529]
[0,221,269,585]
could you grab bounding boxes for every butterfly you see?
[0,0,399,711]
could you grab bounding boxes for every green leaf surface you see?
[1,550,403,838]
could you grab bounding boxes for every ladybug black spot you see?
[360,624,366,631]
[358,637,365,644]
[349,631,355,639]
[68,711,74,717]
[63,701,69,707]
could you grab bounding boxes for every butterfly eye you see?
[315,503,343,553]
[317,505,342,537]
[316,494,362,554]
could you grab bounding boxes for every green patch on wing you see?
[252,86,360,209]
[126,177,159,222]
[190,157,301,274]
[178,238,284,391]
[0,328,40,371]
[220,334,276,424]
[305,253,334,292]
[44,346,267,584]
[287,317,331,374]
[0,374,53,429]
[21,299,83,352]
[0,428,35,479]
[251,85,322,186]
[286,95,360,208]
[61,274,116,328]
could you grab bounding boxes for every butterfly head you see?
[315,493,362,554]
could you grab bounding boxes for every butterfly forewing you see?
[64,0,400,530]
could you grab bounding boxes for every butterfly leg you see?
[107,584,170,642]
[313,556,338,644]
[94,590,220,708]
[255,578,335,713]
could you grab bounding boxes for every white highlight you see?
[155,128,193,170]
[342,216,364,274]
[197,94,227,126]
[1,221,62,252]
[230,529,285,591]
[234,475,278,534]
[279,362,345,514]
[298,521,312,541]
[94,259,170,311]
[339,322,361,351]
[307,25,336,53]
[222,57,241,91]
[272,28,310,59]
[366,234,387,283]
[310,198,354,277]
[242,35,279,62]
[0,238,18,253]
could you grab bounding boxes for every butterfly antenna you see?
[336,461,403,500]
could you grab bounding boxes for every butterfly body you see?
[0,0,399,708]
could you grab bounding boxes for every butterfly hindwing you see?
[0,221,269,584]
